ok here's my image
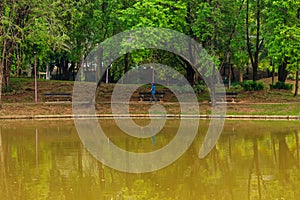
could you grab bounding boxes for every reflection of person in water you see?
[140,125,157,146]
[152,135,156,145]
[150,83,158,103]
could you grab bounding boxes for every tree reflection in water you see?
[0,120,299,199]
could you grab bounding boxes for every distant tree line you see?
[0,0,300,100]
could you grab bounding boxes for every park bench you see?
[44,93,72,102]
[139,92,165,102]
[215,92,238,103]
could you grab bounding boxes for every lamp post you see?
[152,66,154,83]
[151,53,155,83]
[34,51,37,103]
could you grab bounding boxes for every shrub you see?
[287,73,300,80]
[228,82,243,92]
[171,84,194,93]
[2,85,14,93]
[287,74,295,80]
[269,81,293,90]
[241,80,265,91]
[193,80,208,94]
[2,78,22,93]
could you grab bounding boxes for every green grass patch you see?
[226,103,300,115]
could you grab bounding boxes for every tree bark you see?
[228,64,231,88]
[176,55,198,85]
[124,53,129,74]
[278,60,288,82]
[253,0,261,81]
[186,65,195,84]
[0,38,8,108]
[294,70,299,97]
[246,0,263,81]
[0,64,3,108]
[272,63,275,85]
[4,53,12,87]
[239,70,243,82]
[220,0,245,71]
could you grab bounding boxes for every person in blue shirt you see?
[150,83,158,103]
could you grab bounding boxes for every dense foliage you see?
[0,0,299,102]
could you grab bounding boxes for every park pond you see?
[0,119,300,199]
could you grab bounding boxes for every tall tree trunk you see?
[252,64,258,81]
[228,63,231,88]
[186,3,197,85]
[220,0,245,71]
[246,0,263,81]
[246,0,254,79]
[0,38,7,108]
[278,59,288,82]
[0,64,3,108]
[4,55,12,87]
[124,53,129,74]
[213,0,219,51]
[294,70,299,97]
[70,62,75,81]
[272,63,275,85]
[295,9,300,97]
[239,70,243,82]
[61,56,68,80]
[253,0,261,81]
[186,66,195,85]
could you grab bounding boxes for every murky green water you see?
[0,119,300,200]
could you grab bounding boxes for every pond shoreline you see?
[1,114,300,120]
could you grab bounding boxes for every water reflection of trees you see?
[239,129,300,200]
[0,121,300,199]
[193,124,300,200]
[0,127,9,199]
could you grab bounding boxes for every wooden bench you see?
[215,92,238,103]
[44,93,72,102]
[139,92,165,102]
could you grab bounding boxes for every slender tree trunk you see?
[294,70,299,97]
[239,70,243,82]
[0,38,7,108]
[253,0,261,81]
[124,53,129,74]
[228,64,231,88]
[246,0,254,78]
[71,62,75,81]
[61,56,68,80]
[185,0,200,85]
[246,0,263,81]
[187,32,196,85]
[4,55,12,87]
[0,64,3,108]
[96,47,103,84]
[220,0,245,70]
[231,64,235,81]
[272,63,275,85]
[295,9,300,97]
[186,65,195,85]
[213,1,219,51]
